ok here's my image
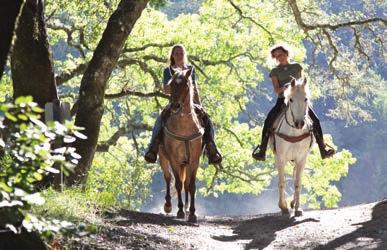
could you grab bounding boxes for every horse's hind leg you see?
[276,158,289,215]
[292,159,306,217]
[173,170,185,219]
[159,152,172,214]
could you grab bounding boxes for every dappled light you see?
[0,0,385,249]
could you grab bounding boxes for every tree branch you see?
[96,122,152,152]
[124,42,175,53]
[287,0,386,32]
[56,63,88,86]
[226,0,274,43]
[105,89,169,99]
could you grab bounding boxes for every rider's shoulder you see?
[290,62,303,70]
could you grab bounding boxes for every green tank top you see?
[269,63,303,97]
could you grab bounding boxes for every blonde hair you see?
[168,44,188,66]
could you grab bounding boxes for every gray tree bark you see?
[0,0,23,80]
[11,0,58,108]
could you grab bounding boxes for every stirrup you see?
[144,151,157,163]
[206,142,222,165]
[252,145,266,161]
[321,144,335,159]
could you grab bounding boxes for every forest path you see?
[68,200,387,249]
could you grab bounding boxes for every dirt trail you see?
[67,200,387,249]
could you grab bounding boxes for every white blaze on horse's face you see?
[284,78,310,129]
[170,69,193,105]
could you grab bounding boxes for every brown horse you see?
[159,68,204,223]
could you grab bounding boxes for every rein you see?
[272,105,313,151]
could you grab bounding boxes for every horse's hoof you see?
[281,208,290,216]
[290,200,295,209]
[295,210,303,217]
[164,204,172,214]
[177,210,185,219]
[188,214,197,223]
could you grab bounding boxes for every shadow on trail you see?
[107,209,197,227]
[316,199,387,250]
[210,212,319,249]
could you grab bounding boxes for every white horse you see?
[269,77,314,217]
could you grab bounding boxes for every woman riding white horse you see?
[272,77,313,216]
[252,44,335,161]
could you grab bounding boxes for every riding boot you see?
[313,127,335,159]
[144,116,163,163]
[202,114,222,165]
[252,98,285,162]
[252,132,270,161]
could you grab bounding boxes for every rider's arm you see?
[162,67,171,94]
[271,75,287,95]
[191,68,202,105]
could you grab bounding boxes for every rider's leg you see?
[252,98,285,161]
[202,113,222,165]
[308,108,335,159]
[144,115,163,163]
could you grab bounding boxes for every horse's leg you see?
[159,151,172,214]
[292,158,306,217]
[276,157,289,215]
[183,165,192,215]
[173,169,185,219]
[184,184,189,213]
[188,167,198,223]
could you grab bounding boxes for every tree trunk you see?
[67,0,149,185]
[10,0,58,108]
[0,0,23,81]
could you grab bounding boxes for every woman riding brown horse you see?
[158,67,203,222]
[144,44,222,165]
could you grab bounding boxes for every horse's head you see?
[167,68,193,110]
[284,77,310,129]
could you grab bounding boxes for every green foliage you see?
[0,96,82,236]
[32,188,107,226]
[45,0,358,209]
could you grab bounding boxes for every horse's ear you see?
[303,78,307,86]
[185,67,193,78]
[291,78,296,87]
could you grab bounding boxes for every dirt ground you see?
[61,199,387,250]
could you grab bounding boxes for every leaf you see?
[33,172,43,181]
[22,193,45,205]
[63,135,76,143]
[45,167,60,174]
[0,182,13,193]
[73,131,87,140]
[5,112,17,122]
